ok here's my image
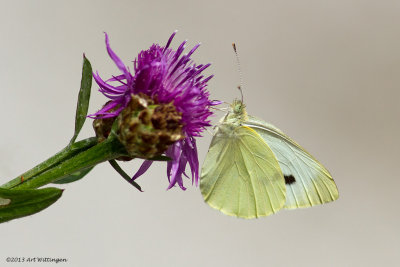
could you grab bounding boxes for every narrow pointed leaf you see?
[70,55,93,145]
[109,117,119,138]
[148,155,171,161]
[108,160,142,191]
[53,166,94,184]
[0,187,63,223]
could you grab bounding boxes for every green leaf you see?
[108,160,142,191]
[70,55,93,145]
[0,137,98,190]
[52,166,94,184]
[0,187,63,223]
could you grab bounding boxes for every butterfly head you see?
[231,99,245,115]
[221,99,248,126]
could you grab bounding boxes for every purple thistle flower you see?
[90,32,218,190]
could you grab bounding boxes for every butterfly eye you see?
[231,99,241,113]
[233,103,242,113]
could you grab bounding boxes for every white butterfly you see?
[200,99,339,218]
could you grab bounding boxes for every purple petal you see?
[107,75,127,85]
[186,43,200,59]
[104,33,132,83]
[186,138,199,186]
[131,160,153,181]
[93,72,126,94]
[164,30,177,51]
[166,143,182,189]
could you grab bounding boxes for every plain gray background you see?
[0,1,399,266]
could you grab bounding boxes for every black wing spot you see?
[284,175,296,185]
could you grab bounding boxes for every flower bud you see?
[93,104,135,162]
[117,93,184,159]
[93,94,185,159]
[92,101,115,143]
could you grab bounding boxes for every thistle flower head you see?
[90,32,218,190]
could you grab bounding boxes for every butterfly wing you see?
[200,125,286,218]
[245,116,339,209]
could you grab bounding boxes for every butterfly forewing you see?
[200,125,286,218]
[245,116,339,209]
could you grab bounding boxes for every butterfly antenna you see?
[237,86,243,104]
[232,43,244,103]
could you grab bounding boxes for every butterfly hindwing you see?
[200,125,286,218]
[245,116,339,209]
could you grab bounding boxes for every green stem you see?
[14,137,127,189]
[1,137,98,189]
